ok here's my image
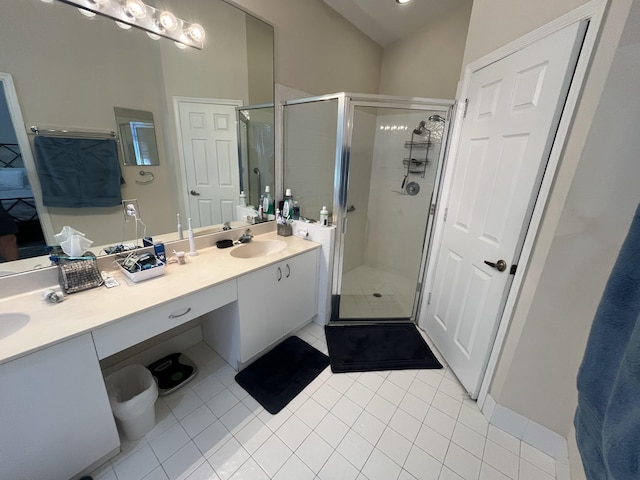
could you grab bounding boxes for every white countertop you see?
[0,232,320,365]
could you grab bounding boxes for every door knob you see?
[190,190,200,196]
[484,259,507,272]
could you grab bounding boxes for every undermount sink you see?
[230,240,287,259]
[0,313,30,341]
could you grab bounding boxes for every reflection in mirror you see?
[115,108,160,166]
[238,105,275,209]
[0,0,274,275]
[0,80,46,266]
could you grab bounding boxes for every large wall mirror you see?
[0,0,274,275]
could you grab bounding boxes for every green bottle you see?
[263,186,275,219]
[283,188,294,221]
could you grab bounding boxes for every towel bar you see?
[30,126,117,140]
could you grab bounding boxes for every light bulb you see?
[115,20,132,29]
[40,0,54,3]
[158,10,177,31]
[186,23,205,42]
[174,41,187,50]
[146,32,160,40]
[88,0,109,5]
[78,7,97,17]
[124,0,146,19]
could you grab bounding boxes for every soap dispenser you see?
[320,206,329,226]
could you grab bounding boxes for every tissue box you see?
[277,223,292,237]
[118,260,165,283]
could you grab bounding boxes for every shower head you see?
[428,114,446,123]
[413,120,427,135]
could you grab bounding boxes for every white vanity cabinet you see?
[92,279,237,359]
[0,334,119,480]
[236,249,319,363]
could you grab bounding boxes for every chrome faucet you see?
[222,222,232,231]
[238,229,253,243]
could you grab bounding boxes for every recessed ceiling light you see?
[396,0,411,4]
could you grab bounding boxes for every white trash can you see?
[105,364,158,440]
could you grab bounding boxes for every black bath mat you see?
[235,336,329,414]
[325,322,443,373]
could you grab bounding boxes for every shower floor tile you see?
[341,265,415,319]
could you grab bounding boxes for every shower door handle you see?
[484,259,507,272]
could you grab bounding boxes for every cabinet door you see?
[0,334,119,479]
[283,250,319,335]
[237,264,284,362]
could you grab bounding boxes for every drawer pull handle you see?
[277,267,282,281]
[285,264,291,278]
[169,307,192,319]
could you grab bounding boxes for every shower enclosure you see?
[283,93,453,322]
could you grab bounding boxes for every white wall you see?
[379,1,472,99]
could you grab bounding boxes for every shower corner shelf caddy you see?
[403,140,431,176]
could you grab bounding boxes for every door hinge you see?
[510,264,518,275]
[430,203,436,215]
[417,282,422,293]
[443,207,448,222]
[427,292,432,305]
[463,98,469,118]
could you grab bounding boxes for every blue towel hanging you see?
[33,136,123,208]
[575,203,640,479]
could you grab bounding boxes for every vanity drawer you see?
[92,280,237,359]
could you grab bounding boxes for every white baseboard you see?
[483,394,569,461]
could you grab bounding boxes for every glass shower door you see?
[337,105,447,321]
[283,98,339,223]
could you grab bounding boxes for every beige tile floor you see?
[90,322,562,480]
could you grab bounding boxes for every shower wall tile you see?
[364,112,443,280]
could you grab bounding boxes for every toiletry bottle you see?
[177,214,183,240]
[320,206,329,226]
[263,186,275,220]
[258,194,264,219]
[283,188,294,221]
[239,190,247,207]
[293,201,300,220]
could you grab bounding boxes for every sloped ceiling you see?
[322,0,472,47]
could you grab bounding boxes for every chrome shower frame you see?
[284,92,454,323]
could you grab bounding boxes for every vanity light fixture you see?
[77,7,96,17]
[123,0,146,19]
[43,0,205,49]
[158,10,178,31]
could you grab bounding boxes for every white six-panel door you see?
[177,100,241,228]
[424,21,586,397]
